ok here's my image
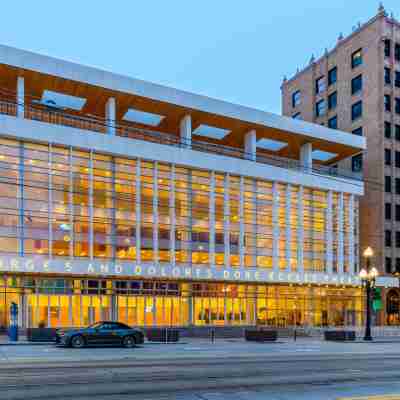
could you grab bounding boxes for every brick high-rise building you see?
[281,5,400,325]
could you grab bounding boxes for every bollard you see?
[294,329,297,342]
[211,328,215,343]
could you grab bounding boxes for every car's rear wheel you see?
[122,335,136,348]
[70,335,85,349]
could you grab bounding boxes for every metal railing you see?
[0,98,362,182]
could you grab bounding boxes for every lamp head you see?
[370,267,379,279]
[359,268,368,280]
[363,246,374,258]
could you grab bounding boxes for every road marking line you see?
[337,396,400,400]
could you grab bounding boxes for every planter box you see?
[146,328,180,342]
[26,328,57,342]
[245,329,278,342]
[324,330,356,341]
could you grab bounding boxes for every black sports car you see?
[56,321,145,348]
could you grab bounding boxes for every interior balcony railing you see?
[0,97,363,182]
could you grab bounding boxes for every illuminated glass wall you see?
[0,137,359,274]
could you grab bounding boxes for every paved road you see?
[2,340,400,399]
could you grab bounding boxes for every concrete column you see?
[136,160,141,265]
[105,97,116,135]
[297,186,304,273]
[285,184,292,272]
[326,190,333,274]
[170,165,176,267]
[224,174,230,268]
[244,130,257,161]
[209,172,216,266]
[300,143,313,171]
[17,76,25,118]
[180,115,192,148]
[348,195,355,275]
[337,192,344,274]
[272,182,280,272]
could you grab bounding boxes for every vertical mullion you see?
[326,190,333,274]
[224,174,230,268]
[111,158,116,260]
[170,165,176,267]
[239,176,245,268]
[18,143,24,256]
[153,162,159,265]
[48,143,53,259]
[209,172,216,266]
[89,151,94,260]
[338,192,344,274]
[297,186,304,273]
[69,147,74,259]
[285,184,292,272]
[348,195,355,275]
[135,159,141,265]
[272,182,279,272]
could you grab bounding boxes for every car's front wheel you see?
[70,335,85,349]
[122,335,136,348]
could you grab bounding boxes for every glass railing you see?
[0,98,362,181]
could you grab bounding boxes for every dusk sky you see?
[1,1,398,114]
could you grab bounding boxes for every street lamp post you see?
[359,247,378,341]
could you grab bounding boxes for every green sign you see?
[372,288,383,311]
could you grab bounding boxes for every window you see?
[328,116,337,129]
[315,76,325,94]
[328,91,337,110]
[352,127,363,136]
[386,230,392,247]
[292,112,301,119]
[396,204,400,221]
[316,99,326,117]
[396,98,400,114]
[386,257,393,274]
[386,175,392,192]
[385,67,392,85]
[396,71,400,88]
[386,203,392,220]
[351,154,362,172]
[385,94,392,112]
[396,43,400,62]
[351,75,362,94]
[385,39,392,58]
[396,151,400,168]
[396,125,400,141]
[351,101,362,120]
[385,122,392,138]
[396,178,400,195]
[396,232,400,248]
[352,49,363,68]
[328,67,337,86]
[292,90,301,108]
[385,148,392,166]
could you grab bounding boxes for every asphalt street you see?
[1,339,400,399]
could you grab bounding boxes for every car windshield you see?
[87,322,103,329]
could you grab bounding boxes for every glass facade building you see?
[0,45,367,331]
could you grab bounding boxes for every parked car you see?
[56,321,145,348]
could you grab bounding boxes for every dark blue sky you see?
[1,1,397,114]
